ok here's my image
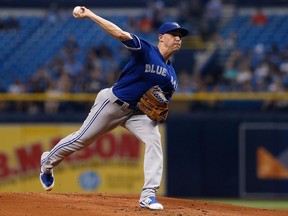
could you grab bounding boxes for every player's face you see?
[163,31,182,52]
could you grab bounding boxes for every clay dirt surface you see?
[1,192,288,216]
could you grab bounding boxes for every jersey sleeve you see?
[121,34,142,51]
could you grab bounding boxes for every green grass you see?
[196,198,288,210]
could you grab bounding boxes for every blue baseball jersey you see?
[112,34,178,107]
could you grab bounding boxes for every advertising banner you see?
[0,124,166,195]
[239,123,288,197]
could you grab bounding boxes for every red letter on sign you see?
[16,143,43,173]
[0,153,10,178]
[96,134,116,158]
[119,134,140,159]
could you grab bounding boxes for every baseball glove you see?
[137,86,169,123]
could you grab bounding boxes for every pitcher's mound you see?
[1,192,288,216]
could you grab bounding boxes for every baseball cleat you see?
[139,196,163,210]
[39,152,54,191]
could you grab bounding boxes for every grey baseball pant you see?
[41,87,163,201]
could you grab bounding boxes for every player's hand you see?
[73,6,91,19]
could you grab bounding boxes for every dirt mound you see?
[1,193,288,216]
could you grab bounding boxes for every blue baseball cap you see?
[158,22,189,37]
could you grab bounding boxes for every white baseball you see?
[73,6,82,18]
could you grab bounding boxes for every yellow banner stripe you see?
[0,92,288,101]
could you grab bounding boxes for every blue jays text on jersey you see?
[145,64,167,76]
[112,34,178,106]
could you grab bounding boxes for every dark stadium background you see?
[1,0,288,209]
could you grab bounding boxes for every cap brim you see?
[167,28,189,37]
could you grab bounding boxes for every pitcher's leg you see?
[41,88,131,172]
[124,115,163,201]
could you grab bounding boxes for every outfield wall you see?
[0,122,166,195]
[167,112,288,198]
[1,112,288,197]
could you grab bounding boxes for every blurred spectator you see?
[203,0,222,37]
[227,49,243,68]
[252,70,267,91]
[253,61,269,82]
[85,47,103,72]
[146,0,166,29]
[86,68,106,93]
[29,67,52,92]
[8,79,26,113]
[73,67,90,92]
[250,43,266,69]
[268,78,284,92]
[235,60,253,90]
[175,0,203,35]
[267,44,282,66]
[279,58,288,74]
[0,84,8,113]
[61,36,80,65]
[190,0,204,21]
[126,16,138,32]
[264,78,288,111]
[105,70,118,87]
[138,14,154,33]
[176,70,194,93]
[177,0,192,26]
[64,35,79,55]
[46,3,60,23]
[224,32,238,50]
[8,79,26,94]
[96,45,119,76]
[250,8,268,26]
[222,60,238,88]
[190,72,204,92]
[0,101,7,113]
[46,56,65,80]
[44,82,61,114]
[63,53,83,77]
[57,71,74,93]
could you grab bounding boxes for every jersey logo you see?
[171,76,178,90]
[145,64,167,76]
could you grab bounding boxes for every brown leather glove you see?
[137,86,169,123]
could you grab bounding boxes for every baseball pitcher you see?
[40,6,189,210]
